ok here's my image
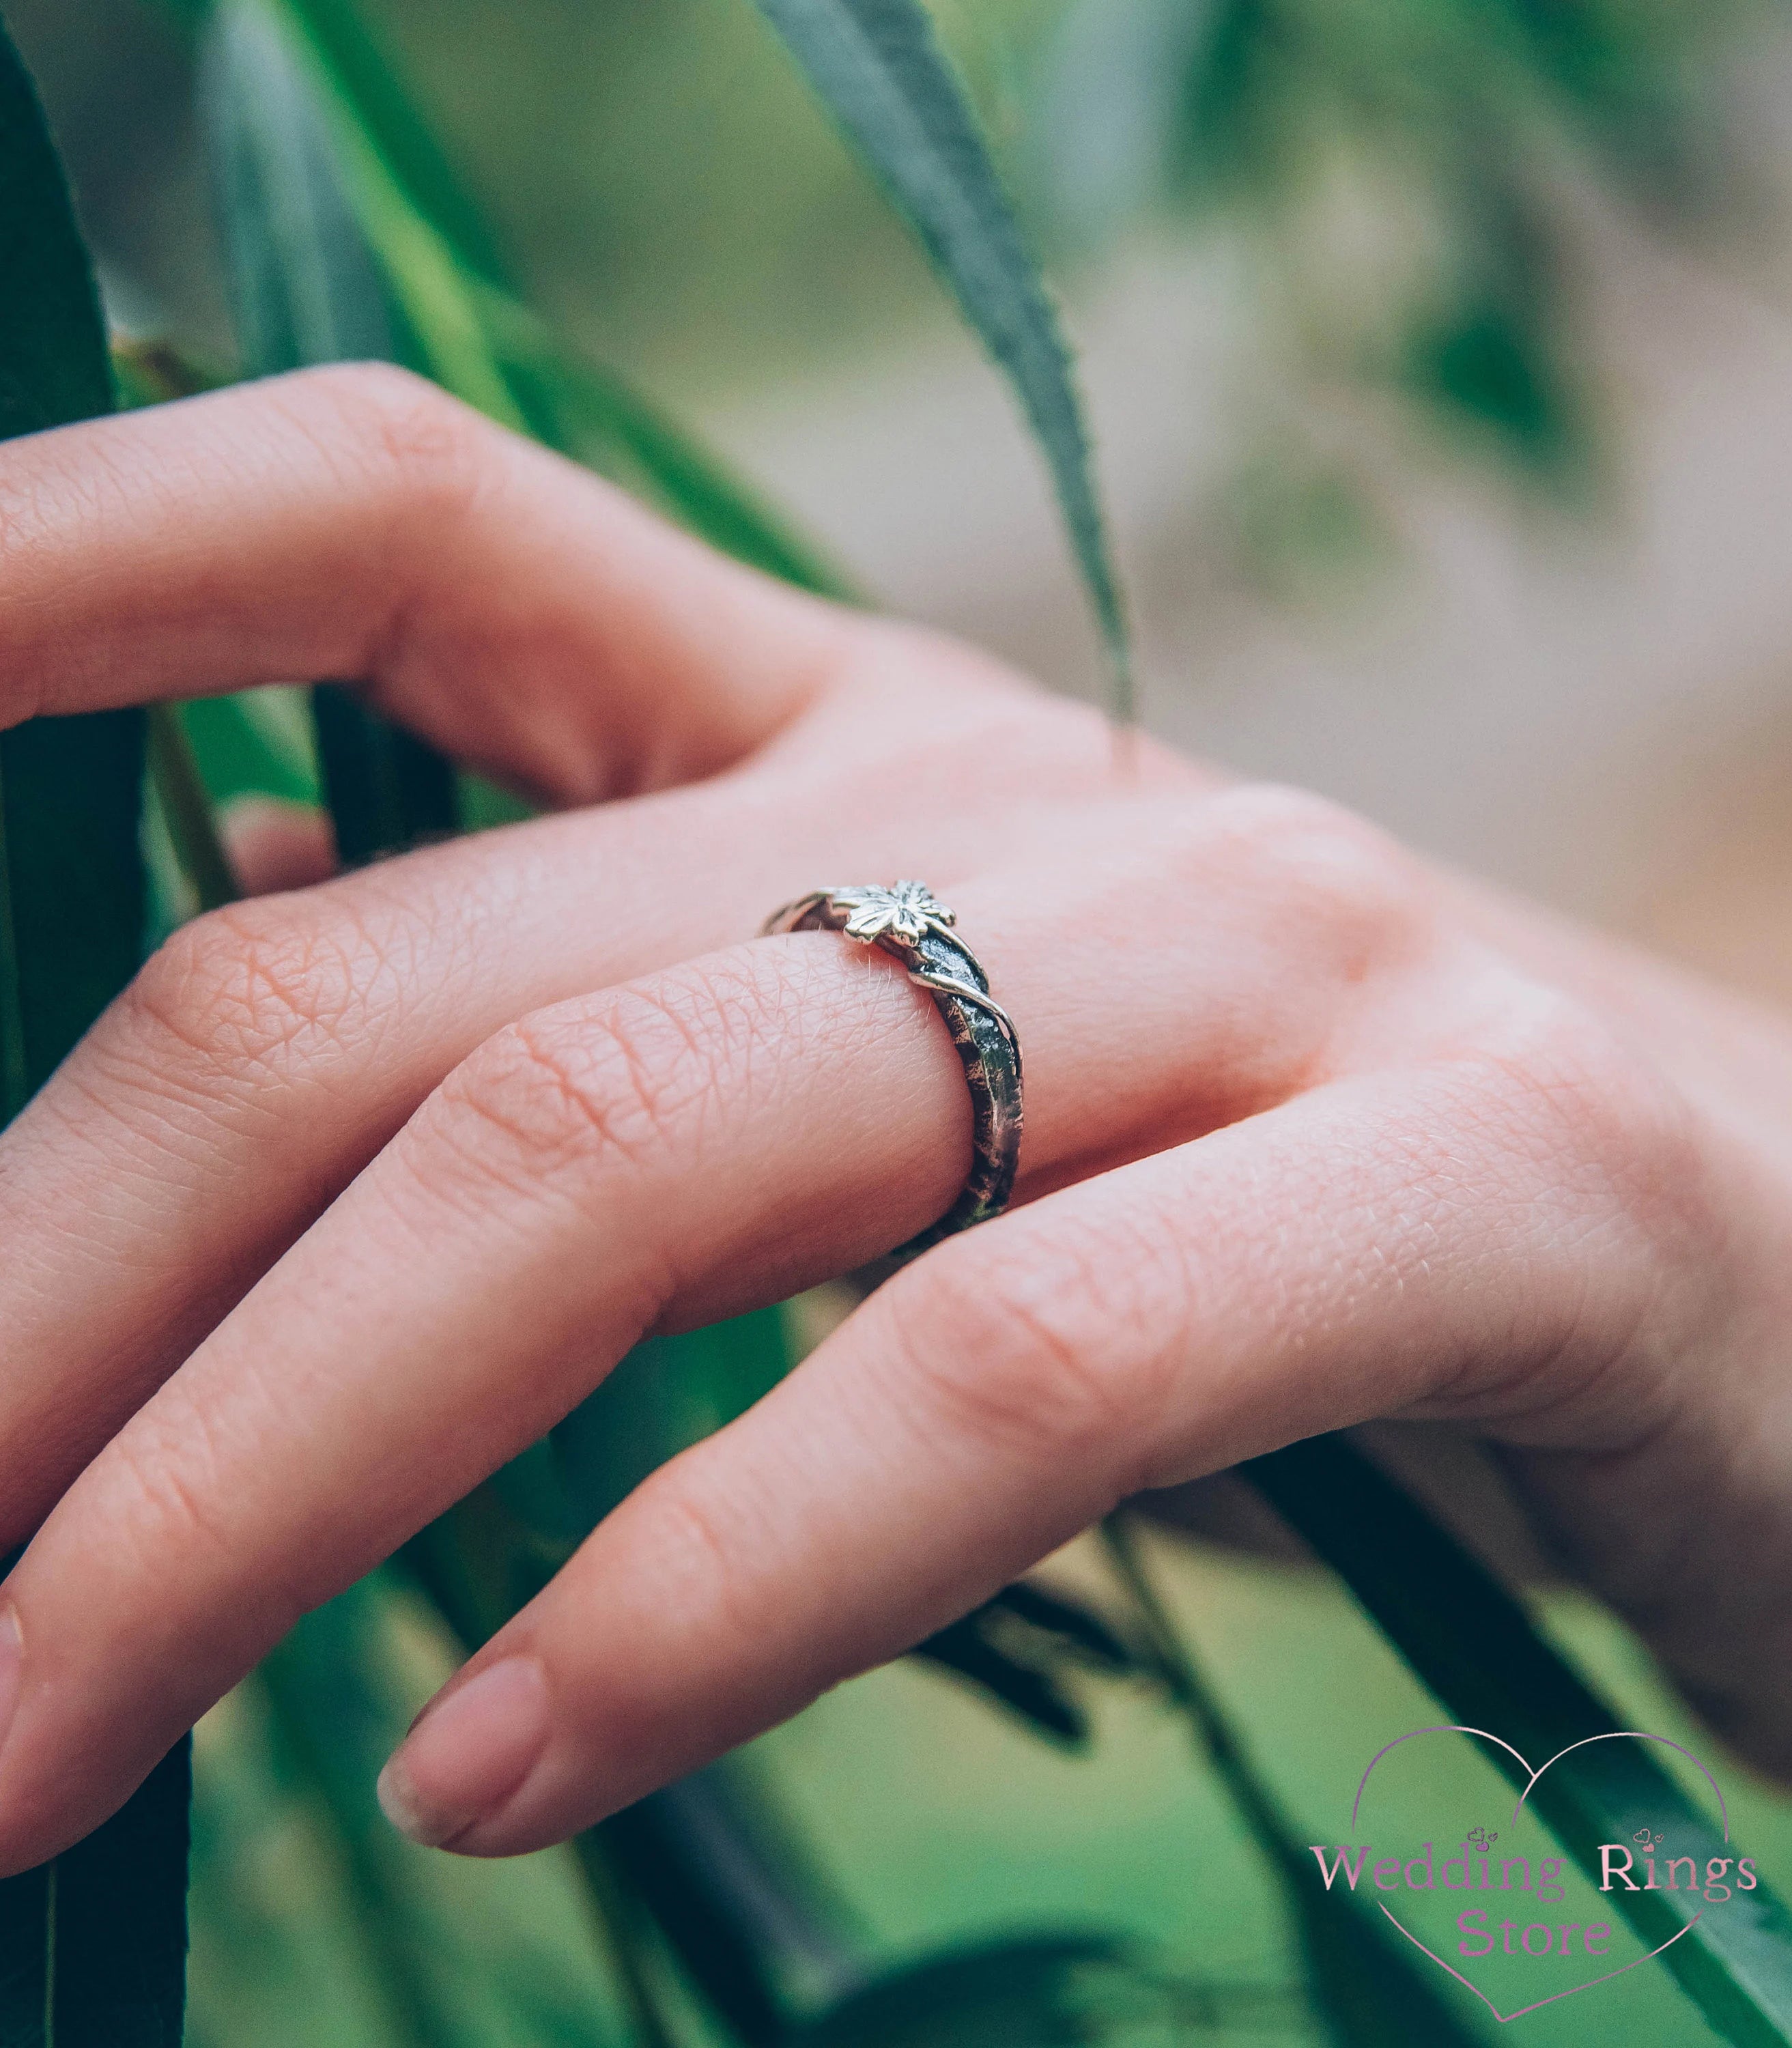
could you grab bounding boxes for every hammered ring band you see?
[760,882,1023,1260]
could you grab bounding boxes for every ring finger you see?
[0,795,1463,1868]
[0,671,1140,1540]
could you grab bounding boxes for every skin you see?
[1,362,1791,1869]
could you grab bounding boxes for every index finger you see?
[0,361,851,802]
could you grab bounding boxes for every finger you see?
[218,797,339,896]
[0,680,1128,1538]
[0,362,851,801]
[0,804,1503,1868]
[381,1029,1688,1857]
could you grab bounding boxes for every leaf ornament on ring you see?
[832,880,955,943]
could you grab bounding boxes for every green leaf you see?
[593,1765,863,2044]
[747,0,1133,713]
[0,23,111,442]
[176,687,319,811]
[0,715,147,1109]
[788,1935,1307,2047]
[1245,1436,1792,2047]
[0,5,140,1115]
[255,1585,471,2048]
[911,1580,1141,1749]
[0,1739,193,2048]
[550,1309,797,1533]
[202,0,466,863]
[311,683,458,865]
[208,0,519,423]
[268,0,852,595]
[200,0,396,374]
[0,24,191,2042]
[1101,1518,1493,2047]
[263,0,504,285]
[480,289,853,600]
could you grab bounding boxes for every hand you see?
[2,364,1789,1874]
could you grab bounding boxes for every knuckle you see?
[1195,781,1433,969]
[627,1464,768,1671]
[284,360,489,527]
[98,1393,242,1587]
[94,1387,311,1647]
[886,1225,1182,1485]
[1469,984,1707,1229]
[111,898,390,1100]
[829,622,1117,796]
[608,1453,858,1734]
[427,979,726,1195]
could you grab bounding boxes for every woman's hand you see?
[3,364,1790,1872]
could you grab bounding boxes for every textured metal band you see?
[760,882,1023,1260]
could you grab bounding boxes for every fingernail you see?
[377,1655,548,1849]
[0,1608,20,1757]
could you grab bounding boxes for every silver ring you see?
[761,882,1023,1259]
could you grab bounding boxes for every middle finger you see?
[0,674,1128,1539]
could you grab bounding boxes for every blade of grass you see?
[1244,1434,1792,2047]
[747,0,1133,714]
[0,23,193,2040]
[788,1934,1309,2047]
[1100,1515,1494,2046]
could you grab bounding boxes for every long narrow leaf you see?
[202,0,466,862]
[1246,1435,1792,2046]
[267,0,504,283]
[1102,1518,1492,2047]
[264,0,852,597]
[201,0,395,374]
[0,5,140,1095]
[789,1933,1307,2046]
[748,0,1133,712]
[0,14,190,2043]
[480,289,853,599]
[205,0,846,867]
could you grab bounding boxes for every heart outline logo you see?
[1348,1725,1724,2025]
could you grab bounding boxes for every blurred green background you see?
[15,1,1792,2041]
